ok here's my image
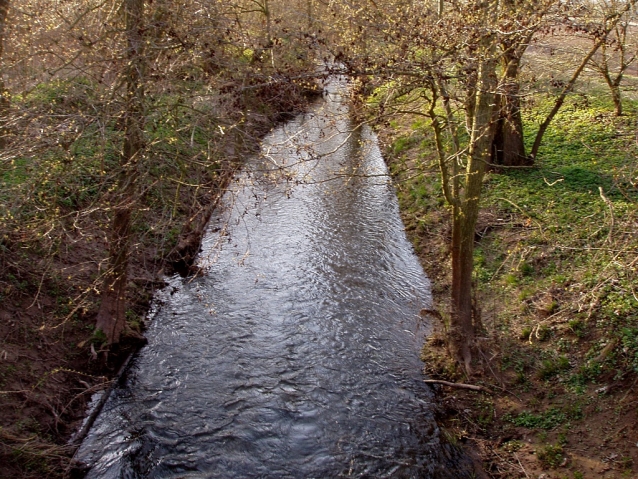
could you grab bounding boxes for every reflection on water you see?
[75,77,472,478]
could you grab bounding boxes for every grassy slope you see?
[380,88,638,478]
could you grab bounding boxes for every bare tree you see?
[95,0,145,346]
[588,5,637,116]
[489,0,557,168]
[430,0,500,371]
[0,0,9,149]
[529,0,637,158]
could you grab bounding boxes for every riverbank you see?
[379,89,638,478]
[0,77,319,478]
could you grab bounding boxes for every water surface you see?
[76,77,471,478]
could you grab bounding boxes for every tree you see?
[588,2,636,116]
[95,0,145,346]
[326,0,504,369]
[91,0,320,345]
[529,0,637,159]
[489,0,557,168]
[0,0,9,149]
[431,0,499,371]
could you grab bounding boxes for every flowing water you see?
[75,77,473,478]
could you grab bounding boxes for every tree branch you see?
[424,379,492,393]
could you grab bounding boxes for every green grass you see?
[478,91,638,383]
[537,354,571,380]
[536,443,565,468]
[506,407,568,430]
[383,86,638,449]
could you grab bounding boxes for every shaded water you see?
[76,77,470,478]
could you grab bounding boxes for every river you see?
[74,77,474,478]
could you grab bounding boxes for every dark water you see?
[75,77,472,478]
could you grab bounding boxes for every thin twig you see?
[27,260,51,310]
[514,452,531,479]
[495,196,545,238]
[620,376,638,403]
[478,346,503,388]
[599,186,615,244]
[528,309,566,343]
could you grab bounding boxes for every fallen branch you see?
[593,338,618,364]
[420,308,443,322]
[494,196,545,238]
[0,389,30,395]
[424,379,492,393]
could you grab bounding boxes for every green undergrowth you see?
[1,86,213,342]
[506,408,569,430]
[481,92,638,387]
[380,87,638,475]
[1,76,225,248]
[387,89,638,386]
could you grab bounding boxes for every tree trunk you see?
[450,204,474,370]
[95,0,145,346]
[606,77,623,116]
[0,0,10,150]
[95,206,132,344]
[0,0,7,60]
[598,43,623,116]
[490,55,528,169]
[263,0,271,46]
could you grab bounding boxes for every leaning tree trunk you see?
[596,42,624,117]
[490,54,528,169]
[95,0,145,346]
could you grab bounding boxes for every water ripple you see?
[75,77,473,478]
